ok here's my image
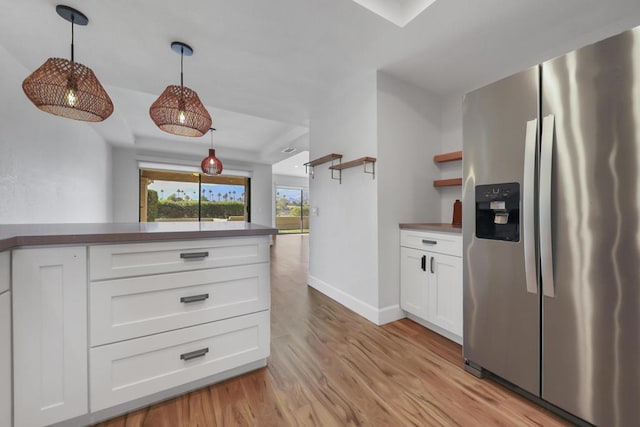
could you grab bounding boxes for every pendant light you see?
[149,42,212,137]
[201,128,223,175]
[22,5,114,122]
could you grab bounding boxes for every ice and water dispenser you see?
[475,182,520,242]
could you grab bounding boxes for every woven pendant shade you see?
[22,57,114,122]
[149,85,212,137]
[201,148,223,175]
[22,5,113,123]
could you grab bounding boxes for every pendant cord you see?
[70,14,75,62]
[180,46,184,87]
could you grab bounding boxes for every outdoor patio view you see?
[275,187,309,234]
[140,169,249,222]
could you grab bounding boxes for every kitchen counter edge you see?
[399,223,462,234]
[0,222,277,252]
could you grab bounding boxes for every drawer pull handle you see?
[180,293,209,304]
[180,347,209,361]
[422,239,437,245]
[180,251,209,260]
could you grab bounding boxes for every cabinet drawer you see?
[90,310,270,412]
[0,252,9,294]
[400,230,461,256]
[90,237,270,280]
[90,263,270,346]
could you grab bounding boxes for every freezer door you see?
[541,27,640,427]
[463,66,540,395]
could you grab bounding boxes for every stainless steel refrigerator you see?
[462,26,640,427]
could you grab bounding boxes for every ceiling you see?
[2,0,640,165]
[272,151,310,178]
[350,0,438,27]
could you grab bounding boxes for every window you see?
[139,169,250,222]
[275,186,309,234]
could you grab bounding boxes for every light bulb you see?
[65,87,78,107]
[178,111,186,124]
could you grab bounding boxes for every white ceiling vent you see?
[281,147,297,153]
[350,0,437,27]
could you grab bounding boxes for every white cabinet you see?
[12,247,88,427]
[400,230,462,343]
[0,251,9,293]
[89,237,270,280]
[88,236,271,415]
[428,253,462,337]
[400,247,429,319]
[1,291,11,427]
[90,310,270,411]
[5,235,271,426]
[90,263,270,346]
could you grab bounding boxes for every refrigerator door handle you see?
[540,114,555,297]
[523,118,538,294]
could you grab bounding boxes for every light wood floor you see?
[96,234,569,427]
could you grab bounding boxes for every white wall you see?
[250,164,273,227]
[273,174,308,189]
[111,146,273,226]
[308,71,447,324]
[112,147,139,222]
[376,72,442,312]
[0,44,112,224]
[308,71,381,320]
[438,94,464,222]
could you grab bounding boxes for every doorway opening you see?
[275,186,309,234]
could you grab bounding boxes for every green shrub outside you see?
[157,200,244,219]
[147,189,159,221]
[289,205,309,217]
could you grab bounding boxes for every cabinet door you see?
[13,247,88,427]
[400,247,429,319]
[1,291,10,427]
[428,253,463,336]
[0,251,9,293]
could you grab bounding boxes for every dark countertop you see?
[0,222,277,251]
[399,223,462,234]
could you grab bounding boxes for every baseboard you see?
[406,313,463,345]
[307,275,404,325]
[377,304,405,324]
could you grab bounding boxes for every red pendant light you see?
[201,128,223,175]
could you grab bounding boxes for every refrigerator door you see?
[463,66,540,395]
[541,27,640,426]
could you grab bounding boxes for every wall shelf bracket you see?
[304,153,343,180]
[331,167,342,184]
[329,157,376,183]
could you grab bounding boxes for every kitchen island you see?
[0,222,277,427]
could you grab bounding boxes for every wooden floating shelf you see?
[433,150,462,163]
[304,153,343,181]
[304,153,342,167]
[328,157,376,170]
[327,156,376,182]
[433,178,462,187]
